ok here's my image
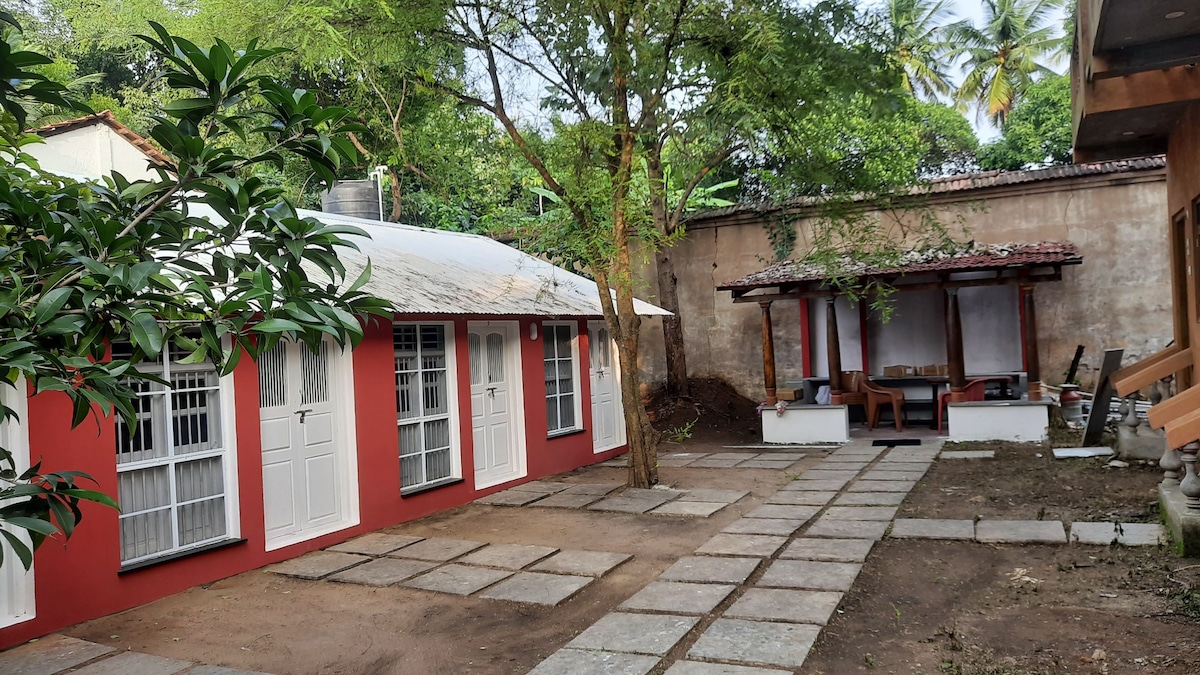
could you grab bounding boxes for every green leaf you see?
[33,288,72,326]
[254,318,304,334]
[129,313,164,357]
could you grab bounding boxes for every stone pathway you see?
[892,517,1164,545]
[475,480,750,518]
[267,535,630,606]
[599,452,806,470]
[0,634,271,675]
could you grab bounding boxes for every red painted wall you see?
[0,314,626,648]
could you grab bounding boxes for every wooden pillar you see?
[799,298,812,378]
[826,296,844,404]
[945,288,966,402]
[1021,284,1042,401]
[760,300,777,405]
[858,300,870,375]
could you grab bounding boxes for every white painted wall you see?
[947,401,1050,442]
[26,124,158,182]
[761,404,850,443]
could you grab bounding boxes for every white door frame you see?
[261,340,360,552]
[588,321,627,453]
[468,321,527,490]
[0,379,35,628]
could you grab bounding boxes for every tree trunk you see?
[645,146,689,398]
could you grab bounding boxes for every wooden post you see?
[826,296,843,404]
[760,300,777,405]
[799,298,812,378]
[1021,284,1042,401]
[945,288,966,402]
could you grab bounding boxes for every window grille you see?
[395,324,454,489]
[544,323,578,433]
[114,340,230,564]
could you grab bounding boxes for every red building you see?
[0,117,665,646]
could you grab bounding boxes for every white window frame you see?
[114,341,240,567]
[543,321,583,437]
[394,321,462,493]
[0,377,35,628]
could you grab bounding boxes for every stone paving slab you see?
[475,489,549,506]
[535,492,606,509]
[619,580,736,615]
[890,518,975,540]
[706,452,760,461]
[70,651,193,675]
[387,538,486,562]
[796,469,860,481]
[940,450,995,460]
[811,461,871,472]
[562,483,622,496]
[567,612,699,656]
[847,480,916,493]
[758,559,862,591]
[821,506,898,521]
[624,488,684,500]
[479,571,593,605]
[327,533,425,556]
[661,556,761,584]
[402,564,513,595]
[598,458,629,467]
[722,517,806,536]
[832,492,906,506]
[695,533,787,557]
[658,457,698,467]
[886,452,939,463]
[588,495,676,513]
[819,455,875,464]
[328,558,439,586]
[530,550,632,577]
[779,479,850,492]
[687,618,821,669]
[664,661,791,675]
[744,504,820,521]
[736,460,798,469]
[860,470,925,482]
[780,538,875,563]
[679,489,749,504]
[188,667,274,675]
[976,520,1066,544]
[805,518,890,540]
[509,480,573,494]
[1070,522,1165,546]
[269,551,369,580]
[753,452,806,461]
[0,635,116,675]
[662,452,711,459]
[874,462,931,472]
[459,543,559,569]
[765,490,836,506]
[725,588,844,625]
[688,459,743,468]
[1052,447,1113,459]
[528,649,658,675]
[651,501,728,518]
[831,447,882,458]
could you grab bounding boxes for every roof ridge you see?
[28,110,173,167]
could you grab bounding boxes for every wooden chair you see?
[844,371,906,431]
[936,378,990,434]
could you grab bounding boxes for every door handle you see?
[294,408,313,423]
[486,387,496,398]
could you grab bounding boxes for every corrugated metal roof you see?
[719,241,1082,290]
[691,156,1166,222]
[298,209,670,317]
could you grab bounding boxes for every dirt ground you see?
[63,460,800,675]
[900,442,1163,523]
[650,377,763,448]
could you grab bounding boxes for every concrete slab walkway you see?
[0,635,271,675]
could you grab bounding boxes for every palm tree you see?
[885,0,959,101]
[949,0,1068,126]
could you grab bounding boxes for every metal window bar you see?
[395,324,451,489]
[543,325,577,433]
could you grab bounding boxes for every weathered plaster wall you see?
[637,170,1171,402]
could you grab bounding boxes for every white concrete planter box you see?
[760,404,850,444]
[947,401,1050,443]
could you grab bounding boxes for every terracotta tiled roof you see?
[28,110,172,167]
[692,156,1166,222]
[719,241,1083,290]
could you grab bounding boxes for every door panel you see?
[469,323,525,488]
[589,322,626,452]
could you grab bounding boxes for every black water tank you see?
[321,180,382,220]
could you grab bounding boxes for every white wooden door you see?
[0,379,34,628]
[589,321,627,452]
[259,340,354,549]
[469,323,525,488]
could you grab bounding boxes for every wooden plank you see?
[1083,348,1124,447]
[1166,406,1200,451]
[1148,384,1200,430]
[1112,347,1191,396]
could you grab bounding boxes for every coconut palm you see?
[949,0,1068,126]
[885,0,959,101]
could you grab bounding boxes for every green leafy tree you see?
[884,0,959,100]
[977,73,1071,170]
[0,20,388,569]
[948,0,1068,125]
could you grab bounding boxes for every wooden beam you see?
[1112,345,1191,396]
[1021,284,1042,401]
[760,301,777,405]
[1093,35,1200,80]
[728,270,1065,303]
[1166,406,1200,451]
[1148,384,1200,430]
[826,297,843,404]
[945,288,966,401]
